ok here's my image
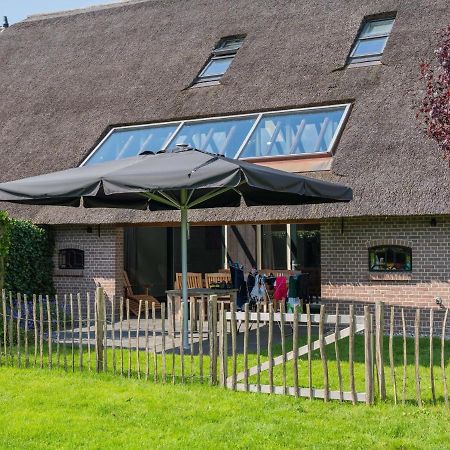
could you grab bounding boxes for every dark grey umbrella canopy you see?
[0,148,352,209]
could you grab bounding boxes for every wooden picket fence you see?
[0,288,449,407]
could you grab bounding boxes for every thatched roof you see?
[0,0,449,225]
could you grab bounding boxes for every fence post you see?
[375,301,386,401]
[364,306,373,405]
[95,287,105,373]
[210,295,218,385]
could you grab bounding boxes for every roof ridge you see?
[22,0,153,23]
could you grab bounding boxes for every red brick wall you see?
[321,216,450,335]
[53,225,124,306]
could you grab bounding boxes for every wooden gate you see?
[221,303,375,404]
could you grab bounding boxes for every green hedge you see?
[1,214,55,296]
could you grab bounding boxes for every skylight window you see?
[81,104,351,166]
[193,36,245,85]
[347,16,395,65]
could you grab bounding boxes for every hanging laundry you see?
[274,276,287,301]
[250,274,265,302]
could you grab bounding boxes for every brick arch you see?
[365,238,414,249]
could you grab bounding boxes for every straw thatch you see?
[0,0,449,225]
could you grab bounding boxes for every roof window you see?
[82,104,351,165]
[193,35,245,86]
[347,16,395,66]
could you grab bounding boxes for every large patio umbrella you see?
[0,147,352,348]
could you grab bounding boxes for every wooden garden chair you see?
[123,270,161,316]
[174,272,203,289]
[204,272,231,288]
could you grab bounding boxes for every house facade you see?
[1,0,449,333]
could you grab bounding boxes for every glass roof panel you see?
[84,124,179,165]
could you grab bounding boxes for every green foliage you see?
[0,211,12,291]
[4,219,55,296]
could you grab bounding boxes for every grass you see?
[0,332,449,448]
[0,367,449,449]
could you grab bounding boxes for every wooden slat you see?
[111,296,116,375]
[24,294,29,368]
[152,302,157,382]
[414,308,422,407]
[244,303,249,391]
[39,295,44,369]
[268,303,274,393]
[46,295,52,369]
[319,305,329,402]
[179,300,184,384]
[335,303,343,402]
[17,294,21,368]
[429,308,436,404]
[199,298,204,381]
[229,383,366,403]
[375,302,386,401]
[280,302,287,395]
[161,302,166,383]
[102,294,107,373]
[225,311,365,326]
[256,302,261,393]
[63,295,67,371]
[364,306,371,406]
[70,294,75,372]
[442,308,449,407]
[402,308,407,405]
[127,298,131,378]
[136,300,142,379]
[292,304,299,397]
[169,298,176,384]
[219,302,224,387]
[349,305,356,405]
[389,306,397,404]
[145,301,149,382]
[211,295,218,385]
[119,297,124,376]
[86,293,91,371]
[2,291,7,365]
[307,304,312,400]
[190,299,195,383]
[9,292,14,366]
[55,296,59,369]
[77,293,82,371]
[230,301,237,391]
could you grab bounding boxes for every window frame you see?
[347,16,395,65]
[193,35,245,85]
[58,248,85,270]
[368,245,412,273]
[80,103,352,166]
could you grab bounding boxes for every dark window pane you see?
[369,245,411,272]
[262,224,287,269]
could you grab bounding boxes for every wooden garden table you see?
[166,288,238,321]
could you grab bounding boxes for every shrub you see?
[4,219,55,297]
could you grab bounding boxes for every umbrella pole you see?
[180,191,189,350]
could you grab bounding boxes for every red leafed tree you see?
[418,26,450,161]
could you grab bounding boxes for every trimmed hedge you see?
[1,215,55,296]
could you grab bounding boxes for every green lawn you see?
[0,367,449,449]
[0,333,449,448]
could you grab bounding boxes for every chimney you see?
[2,16,8,29]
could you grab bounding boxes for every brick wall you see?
[53,225,124,313]
[321,215,450,336]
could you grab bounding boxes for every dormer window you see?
[193,35,245,86]
[347,16,395,66]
